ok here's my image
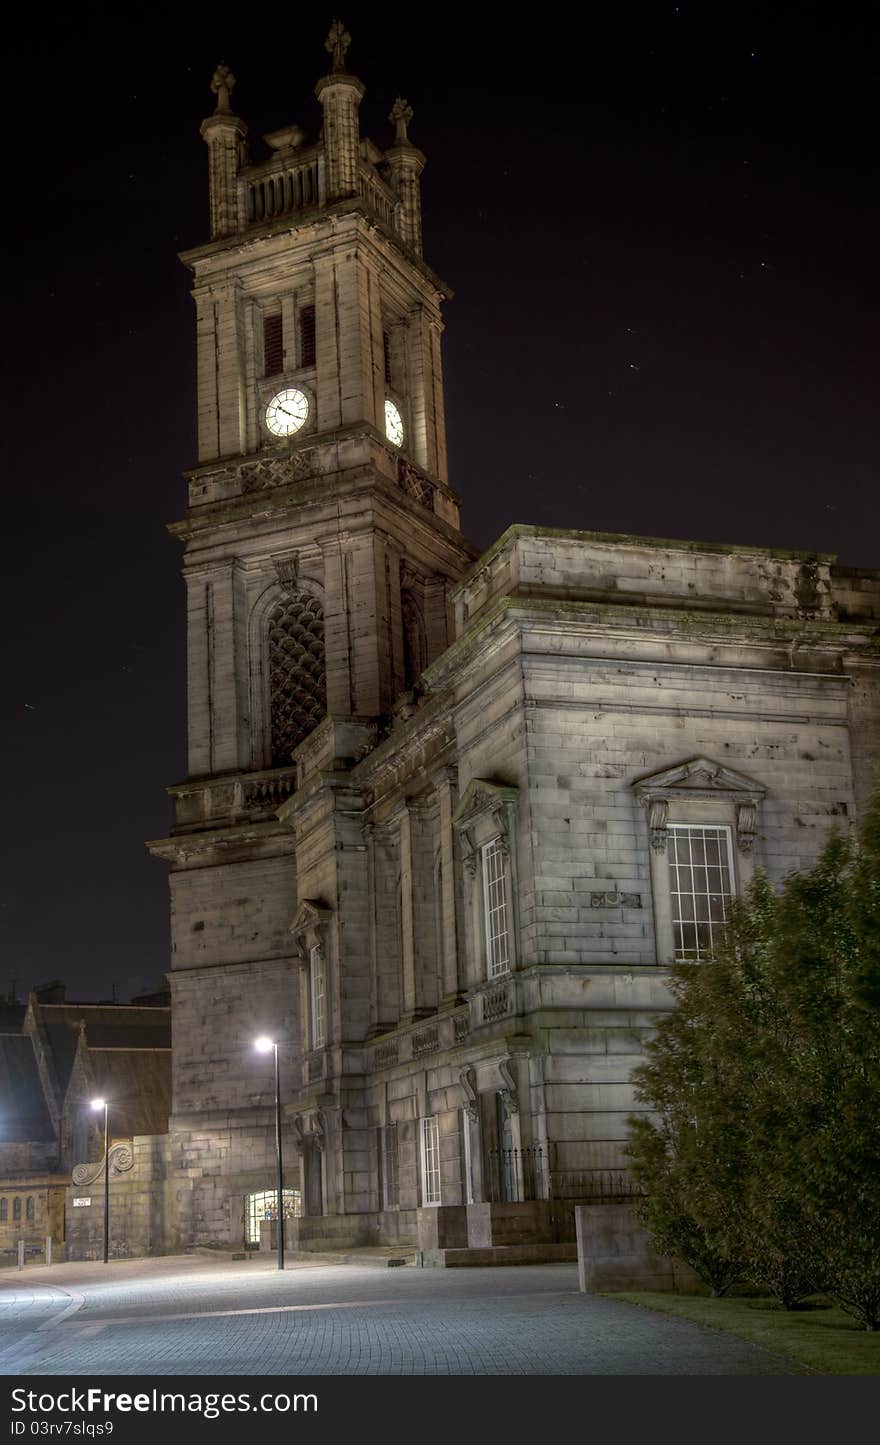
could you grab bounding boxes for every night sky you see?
[2,3,878,1003]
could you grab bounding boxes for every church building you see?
[141,24,880,1262]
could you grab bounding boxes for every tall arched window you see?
[25,1197,35,1222]
[12,1198,21,1222]
[0,1198,7,1222]
[267,592,326,765]
[401,586,426,692]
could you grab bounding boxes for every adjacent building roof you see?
[0,990,172,1166]
[0,1035,55,1142]
[88,1048,172,1137]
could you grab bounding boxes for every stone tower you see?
[149,28,475,1247]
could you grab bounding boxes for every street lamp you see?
[90,1097,109,1264]
[255,1037,285,1270]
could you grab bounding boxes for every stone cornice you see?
[423,593,877,697]
[451,525,838,599]
[180,202,452,300]
[146,820,292,863]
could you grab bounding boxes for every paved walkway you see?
[0,1255,806,1375]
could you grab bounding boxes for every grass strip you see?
[603,1291,880,1375]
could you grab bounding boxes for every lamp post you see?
[90,1097,109,1264]
[255,1037,284,1270]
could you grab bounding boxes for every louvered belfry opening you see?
[267,593,326,764]
[299,305,316,367]
[264,313,284,376]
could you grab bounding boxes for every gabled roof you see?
[84,1049,172,1137]
[0,1035,55,1143]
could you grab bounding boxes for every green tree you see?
[626,797,880,1327]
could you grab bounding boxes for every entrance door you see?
[480,1090,516,1202]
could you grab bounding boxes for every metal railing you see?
[486,1144,547,1203]
[547,1166,642,1244]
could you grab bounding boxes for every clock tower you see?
[149,26,475,1247]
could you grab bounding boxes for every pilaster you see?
[398,805,417,1020]
[433,768,462,1002]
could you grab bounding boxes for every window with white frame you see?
[668,824,735,960]
[309,945,326,1048]
[481,838,511,978]
[419,1116,441,1206]
[461,1107,474,1205]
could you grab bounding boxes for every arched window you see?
[12,1198,21,1222]
[0,1198,7,1222]
[25,1197,35,1222]
[267,592,326,765]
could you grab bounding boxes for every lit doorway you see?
[244,1189,302,1245]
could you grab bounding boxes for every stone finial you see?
[210,64,236,114]
[325,19,351,73]
[389,97,413,142]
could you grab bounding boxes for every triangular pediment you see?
[632,756,766,801]
[289,899,332,939]
[452,779,519,832]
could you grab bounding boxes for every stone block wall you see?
[169,956,298,1115]
[0,1181,61,1252]
[521,658,855,968]
[65,1136,174,1261]
[454,527,839,633]
[576,1201,703,1293]
[170,1109,302,1249]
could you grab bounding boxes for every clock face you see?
[265,388,309,437]
[384,399,404,448]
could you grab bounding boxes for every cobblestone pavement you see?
[0,1255,806,1375]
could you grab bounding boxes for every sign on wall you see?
[72,1197,91,1207]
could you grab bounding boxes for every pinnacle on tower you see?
[315,19,365,202]
[210,63,236,114]
[201,62,248,238]
[325,18,352,73]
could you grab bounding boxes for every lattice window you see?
[383,330,393,385]
[0,1198,7,1222]
[668,824,734,960]
[12,1198,21,1222]
[25,1197,34,1222]
[264,313,284,376]
[482,837,511,978]
[420,1116,441,1206]
[268,593,326,764]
